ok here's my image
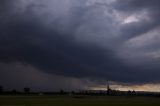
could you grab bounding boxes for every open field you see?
[0,95,160,106]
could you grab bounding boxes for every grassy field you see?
[0,95,160,106]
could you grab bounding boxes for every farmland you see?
[0,95,160,106]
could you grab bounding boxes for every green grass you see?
[0,95,160,106]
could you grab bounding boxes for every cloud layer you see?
[1,0,160,90]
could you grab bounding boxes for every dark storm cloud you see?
[1,0,160,88]
[0,16,125,81]
[0,1,125,81]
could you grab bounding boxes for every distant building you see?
[107,84,111,95]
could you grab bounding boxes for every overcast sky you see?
[1,0,160,91]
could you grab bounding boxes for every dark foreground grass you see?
[0,95,160,106]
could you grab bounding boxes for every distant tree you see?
[0,86,3,93]
[132,90,136,96]
[71,91,75,95]
[11,89,17,93]
[24,87,30,93]
[127,90,132,96]
[60,90,64,94]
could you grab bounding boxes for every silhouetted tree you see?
[24,87,30,93]
[132,90,136,96]
[127,90,132,96]
[11,89,17,94]
[0,86,3,93]
[71,91,75,95]
[60,90,64,94]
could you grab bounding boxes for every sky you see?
[0,0,160,92]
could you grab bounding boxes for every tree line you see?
[0,85,160,97]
